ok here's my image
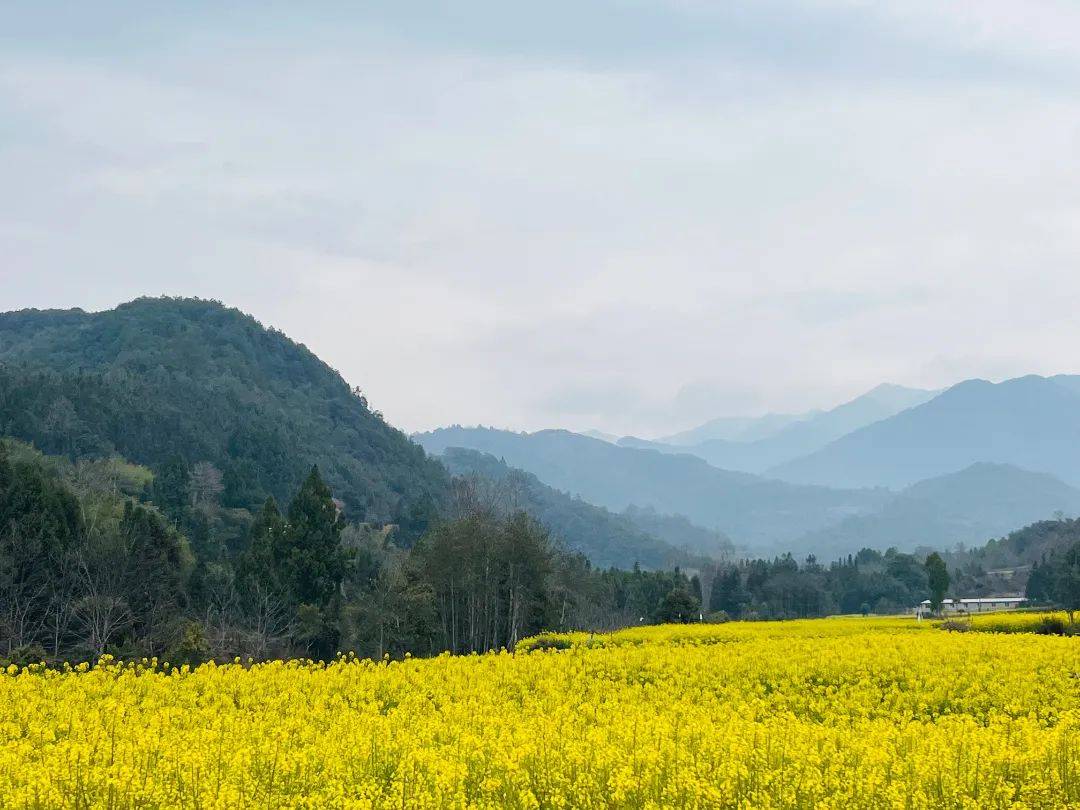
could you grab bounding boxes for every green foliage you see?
[654,587,699,623]
[280,467,347,610]
[0,297,448,539]
[705,547,932,620]
[1052,541,1080,623]
[924,552,949,613]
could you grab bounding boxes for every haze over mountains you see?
[419,374,1080,558]
[617,384,938,474]
[415,426,887,550]
[770,375,1080,489]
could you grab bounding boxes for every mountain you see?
[413,426,886,549]
[580,429,619,444]
[439,448,731,568]
[796,463,1080,560]
[658,411,815,446]
[769,375,1080,489]
[622,384,938,474]
[0,297,448,537]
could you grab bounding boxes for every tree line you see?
[0,441,703,665]
[700,546,933,620]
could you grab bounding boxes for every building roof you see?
[919,596,1026,606]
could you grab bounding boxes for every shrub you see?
[939,620,971,633]
[1033,616,1068,636]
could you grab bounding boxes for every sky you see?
[4,1,1080,437]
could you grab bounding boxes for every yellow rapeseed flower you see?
[0,616,1077,808]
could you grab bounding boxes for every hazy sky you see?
[4,2,1080,437]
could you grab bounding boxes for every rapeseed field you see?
[1,616,1077,808]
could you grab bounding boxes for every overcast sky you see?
[4,2,1080,437]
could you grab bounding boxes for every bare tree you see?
[189,462,224,508]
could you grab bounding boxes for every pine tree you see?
[924,553,949,614]
[281,466,346,610]
[152,456,191,525]
[238,497,286,595]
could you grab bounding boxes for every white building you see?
[916,596,1026,616]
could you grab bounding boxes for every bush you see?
[518,633,575,652]
[0,643,48,668]
[1033,616,1068,636]
[170,621,211,665]
[939,620,971,633]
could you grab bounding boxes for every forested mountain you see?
[619,383,937,474]
[769,375,1080,488]
[439,448,732,568]
[414,426,887,549]
[936,516,1080,599]
[0,298,448,541]
[794,463,1080,560]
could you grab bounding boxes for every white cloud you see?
[3,2,1080,437]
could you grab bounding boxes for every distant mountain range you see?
[770,375,1080,488]
[794,463,1080,560]
[417,403,1080,558]
[657,411,817,446]
[414,426,886,550]
[616,383,938,474]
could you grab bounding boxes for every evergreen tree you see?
[1053,541,1080,624]
[1026,558,1054,603]
[281,467,347,610]
[118,501,190,648]
[924,552,949,614]
[239,497,286,595]
[152,456,191,526]
[655,587,699,624]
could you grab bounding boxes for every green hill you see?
[0,297,448,540]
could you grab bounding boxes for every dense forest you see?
[0,439,702,664]
[702,547,930,619]
[0,298,447,543]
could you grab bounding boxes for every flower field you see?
[2,617,1078,808]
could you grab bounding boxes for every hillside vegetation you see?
[0,298,447,538]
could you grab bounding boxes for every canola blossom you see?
[1,616,1078,808]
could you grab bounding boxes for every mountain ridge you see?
[617,383,938,474]
[769,374,1080,488]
